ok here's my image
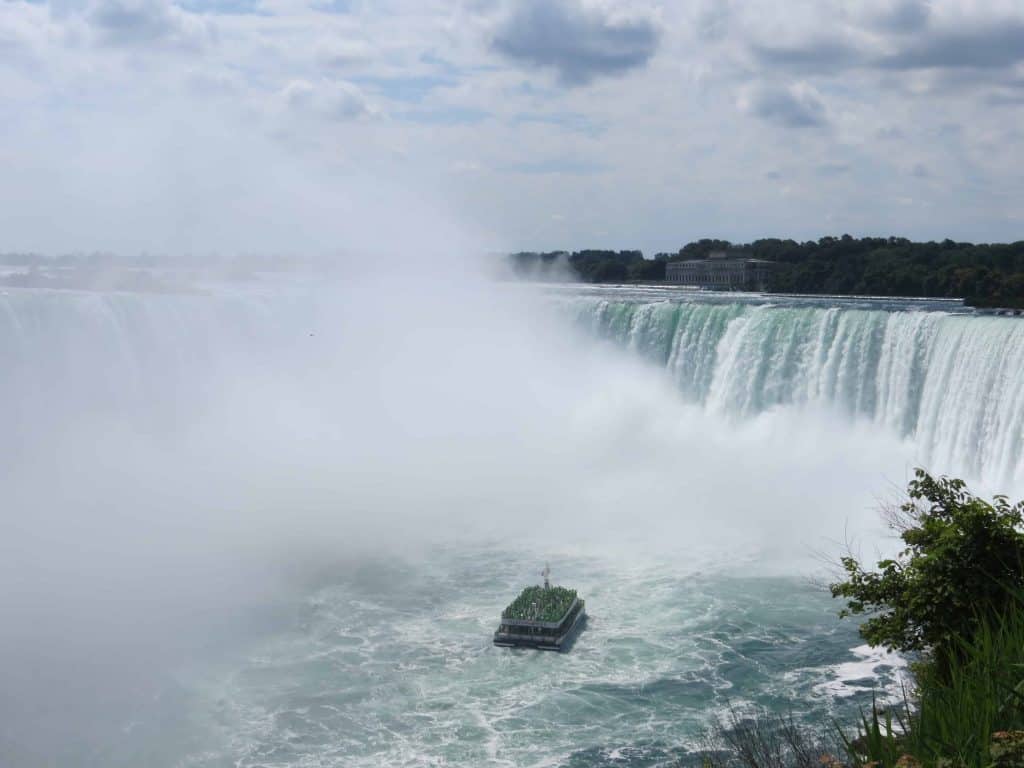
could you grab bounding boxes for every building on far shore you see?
[665,250,775,291]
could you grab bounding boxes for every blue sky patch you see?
[355,75,457,103]
[397,107,490,125]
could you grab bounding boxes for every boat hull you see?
[493,605,586,651]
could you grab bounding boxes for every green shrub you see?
[838,694,912,768]
[841,597,1024,768]
[912,598,1024,766]
[693,708,840,768]
[677,472,1024,768]
[830,469,1024,666]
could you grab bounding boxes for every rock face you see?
[992,731,1024,768]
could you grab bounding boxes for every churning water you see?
[167,551,901,768]
[0,280,1017,767]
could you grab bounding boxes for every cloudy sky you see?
[1,0,1023,256]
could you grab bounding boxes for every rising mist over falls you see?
[5,285,1023,491]
[4,281,1023,612]
[2,279,1023,766]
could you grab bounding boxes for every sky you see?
[1,0,1023,256]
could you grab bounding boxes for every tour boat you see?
[493,565,586,651]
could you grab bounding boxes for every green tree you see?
[503,237,1024,304]
[628,258,666,281]
[830,470,1024,665]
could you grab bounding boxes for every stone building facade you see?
[664,251,775,291]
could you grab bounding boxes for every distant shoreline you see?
[541,281,1024,315]
[509,236,1024,310]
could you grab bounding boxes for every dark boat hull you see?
[493,606,586,651]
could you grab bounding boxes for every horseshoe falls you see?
[2,280,1023,768]
[570,290,1024,490]
[3,285,1021,490]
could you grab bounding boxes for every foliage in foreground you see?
[833,471,1024,767]
[501,586,577,622]
[686,605,1024,768]
[830,469,1024,665]
[685,471,1024,768]
[692,710,841,768]
[845,599,1024,768]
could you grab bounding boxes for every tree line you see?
[509,236,1024,307]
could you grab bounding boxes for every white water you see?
[574,292,1024,490]
[0,281,1018,766]
[6,286,1022,491]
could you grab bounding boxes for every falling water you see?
[4,286,1023,487]
[571,291,1024,489]
[2,283,1021,766]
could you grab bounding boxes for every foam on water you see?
[169,549,903,768]
[812,645,909,702]
[2,282,1019,766]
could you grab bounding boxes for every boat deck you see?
[493,596,586,651]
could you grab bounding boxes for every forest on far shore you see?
[508,235,1024,308]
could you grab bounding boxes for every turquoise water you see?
[167,550,899,768]
[3,281,1009,766]
[563,286,1024,489]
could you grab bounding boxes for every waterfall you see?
[3,286,1023,490]
[0,288,305,458]
[574,297,1024,488]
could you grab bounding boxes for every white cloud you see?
[0,0,1022,254]
[738,82,827,128]
[490,0,662,86]
[315,37,375,70]
[87,0,213,49]
[281,78,376,121]
[0,1,56,62]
